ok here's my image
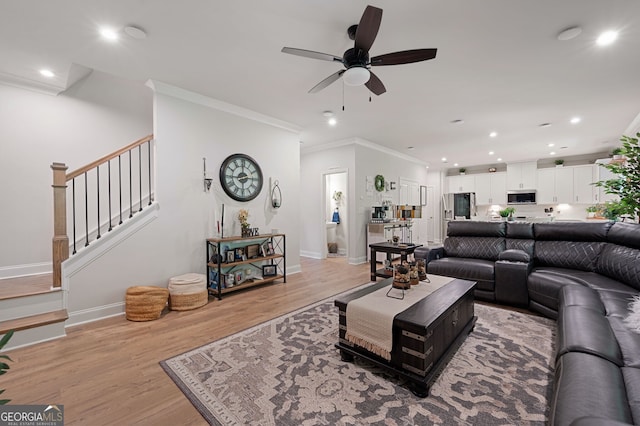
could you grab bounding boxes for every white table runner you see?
[345,275,454,361]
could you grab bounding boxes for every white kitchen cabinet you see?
[573,165,597,204]
[594,162,620,203]
[475,172,507,205]
[506,161,537,190]
[447,174,475,193]
[537,167,574,204]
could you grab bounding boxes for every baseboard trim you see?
[4,322,66,351]
[67,301,125,327]
[0,262,51,279]
[348,256,367,265]
[300,250,322,259]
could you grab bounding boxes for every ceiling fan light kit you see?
[343,67,370,86]
[281,5,437,96]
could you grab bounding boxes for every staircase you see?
[0,274,67,350]
[1,134,154,350]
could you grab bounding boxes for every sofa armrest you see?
[498,249,530,263]
[414,245,444,265]
[495,254,532,307]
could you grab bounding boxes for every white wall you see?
[63,82,302,323]
[300,139,429,264]
[0,71,153,277]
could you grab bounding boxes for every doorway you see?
[323,171,348,260]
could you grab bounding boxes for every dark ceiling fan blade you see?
[365,71,386,96]
[370,48,438,66]
[354,5,383,52]
[281,47,342,63]
[309,70,345,94]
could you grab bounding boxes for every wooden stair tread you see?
[0,273,55,300]
[0,309,68,335]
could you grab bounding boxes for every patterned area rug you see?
[161,286,556,425]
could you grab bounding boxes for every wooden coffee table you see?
[335,277,476,397]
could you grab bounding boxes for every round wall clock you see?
[219,153,263,202]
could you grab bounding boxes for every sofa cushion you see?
[427,258,494,291]
[506,238,535,258]
[557,305,622,366]
[550,352,633,426]
[598,291,640,318]
[528,270,582,312]
[533,267,637,295]
[596,243,640,292]
[608,222,640,250]
[622,367,640,425]
[534,222,612,241]
[447,220,505,237]
[623,295,640,334]
[559,285,605,315]
[444,236,505,260]
[506,222,534,239]
[608,316,640,368]
[534,241,605,272]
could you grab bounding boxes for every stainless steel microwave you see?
[507,191,536,205]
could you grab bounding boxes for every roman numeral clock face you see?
[219,154,263,202]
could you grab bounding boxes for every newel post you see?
[51,162,69,288]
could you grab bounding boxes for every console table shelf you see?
[206,233,286,300]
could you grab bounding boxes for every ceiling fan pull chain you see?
[342,82,345,111]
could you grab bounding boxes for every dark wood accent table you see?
[335,278,476,397]
[369,242,422,281]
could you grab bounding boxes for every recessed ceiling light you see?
[327,117,337,126]
[124,25,147,40]
[596,30,618,46]
[570,116,581,124]
[99,27,119,41]
[39,69,55,78]
[548,143,555,147]
[454,163,459,167]
[441,157,447,162]
[557,26,582,41]
[539,123,552,128]
[407,146,414,150]
[496,158,502,162]
[560,146,568,150]
[489,132,498,138]
[488,151,494,155]
[550,151,556,155]
[450,119,464,124]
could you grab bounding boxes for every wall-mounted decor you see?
[374,174,385,192]
[271,179,282,208]
[219,153,263,202]
[203,157,213,192]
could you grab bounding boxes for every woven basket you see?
[168,273,208,311]
[169,291,208,311]
[125,286,169,321]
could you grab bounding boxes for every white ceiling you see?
[2,0,640,170]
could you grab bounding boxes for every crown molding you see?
[146,79,301,134]
[301,137,428,166]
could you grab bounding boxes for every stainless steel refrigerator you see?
[443,192,476,220]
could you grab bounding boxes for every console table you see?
[369,242,422,281]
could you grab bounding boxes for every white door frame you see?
[321,168,349,259]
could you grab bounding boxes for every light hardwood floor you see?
[1,257,369,425]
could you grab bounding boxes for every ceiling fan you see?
[281,5,437,96]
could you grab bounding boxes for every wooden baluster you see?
[51,162,69,288]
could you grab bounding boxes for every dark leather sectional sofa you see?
[414,220,640,426]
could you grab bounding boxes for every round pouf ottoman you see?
[125,286,169,321]
[168,273,208,311]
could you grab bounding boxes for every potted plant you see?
[0,330,14,405]
[555,159,565,167]
[602,201,626,222]
[459,168,466,175]
[498,207,515,221]
[585,205,599,218]
[611,147,625,160]
[595,133,640,222]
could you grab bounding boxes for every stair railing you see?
[51,134,154,287]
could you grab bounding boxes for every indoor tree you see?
[595,133,640,222]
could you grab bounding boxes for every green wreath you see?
[374,174,385,192]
